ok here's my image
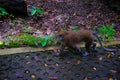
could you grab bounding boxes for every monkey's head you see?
[56,29,68,42]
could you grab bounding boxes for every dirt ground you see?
[0,0,120,40]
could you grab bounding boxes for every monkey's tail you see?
[93,33,117,52]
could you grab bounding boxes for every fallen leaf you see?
[47,29,52,34]
[44,63,48,67]
[66,61,71,64]
[31,74,36,79]
[87,13,93,18]
[84,77,88,80]
[107,54,112,58]
[93,67,97,70]
[49,77,57,80]
[98,56,103,61]
[55,63,59,66]
[73,12,76,16]
[108,77,113,80]
[26,61,31,65]
[77,60,81,64]
[110,69,117,73]
[107,53,115,58]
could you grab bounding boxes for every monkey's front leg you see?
[59,45,65,55]
[81,50,89,57]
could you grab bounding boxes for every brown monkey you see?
[56,29,117,56]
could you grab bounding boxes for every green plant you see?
[73,26,79,31]
[4,33,56,48]
[36,35,55,47]
[17,33,36,46]
[0,40,5,48]
[0,7,8,17]
[30,6,44,17]
[6,33,36,47]
[5,36,19,47]
[24,26,32,32]
[97,25,116,41]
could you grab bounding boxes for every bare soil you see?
[0,0,120,40]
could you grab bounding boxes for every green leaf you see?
[31,9,36,15]
[73,26,79,31]
[30,7,36,15]
[97,25,116,41]
[40,38,47,47]
[0,7,8,16]
[36,8,44,14]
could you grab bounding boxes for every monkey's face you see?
[56,34,64,42]
[56,29,68,42]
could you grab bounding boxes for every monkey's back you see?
[63,30,93,45]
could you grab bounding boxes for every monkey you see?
[56,29,117,56]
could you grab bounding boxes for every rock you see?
[0,0,27,16]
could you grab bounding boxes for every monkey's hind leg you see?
[83,42,93,57]
[71,45,89,57]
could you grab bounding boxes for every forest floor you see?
[0,0,120,40]
[0,0,120,80]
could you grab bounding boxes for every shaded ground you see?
[0,0,120,39]
[0,47,120,80]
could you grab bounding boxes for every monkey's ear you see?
[58,28,63,33]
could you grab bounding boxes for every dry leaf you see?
[66,61,71,64]
[108,77,113,80]
[44,64,48,67]
[77,60,81,64]
[47,29,52,34]
[49,77,57,80]
[98,56,103,61]
[107,53,114,58]
[93,67,97,70]
[84,77,88,80]
[107,54,112,58]
[26,61,31,65]
[55,63,59,66]
[31,74,36,79]
[73,12,76,16]
[110,69,117,73]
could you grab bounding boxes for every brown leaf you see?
[73,12,76,16]
[47,29,52,34]
[110,69,117,73]
[44,63,48,67]
[77,60,81,64]
[108,77,113,80]
[98,56,103,61]
[49,77,57,80]
[84,77,88,80]
[31,74,36,79]
[55,63,59,66]
[66,61,71,64]
[107,54,112,58]
[87,13,93,18]
[26,61,31,65]
[106,53,115,58]
[93,67,97,70]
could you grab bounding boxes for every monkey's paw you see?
[53,52,60,56]
[82,51,89,57]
